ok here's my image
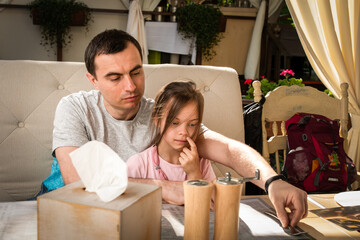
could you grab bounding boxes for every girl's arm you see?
[128,178,185,205]
[127,147,185,205]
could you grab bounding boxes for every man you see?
[52,29,307,228]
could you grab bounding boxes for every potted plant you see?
[28,0,92,61]
[244,69,305,99]
[175,2,224,63]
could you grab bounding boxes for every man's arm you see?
[196,130,274,186]
[195,130,308,228]
[55,146,80,185]
[128,178,184,205]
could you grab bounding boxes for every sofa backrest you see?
[0,60,244,201]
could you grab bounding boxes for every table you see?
[247,194,360,240]
[1,194,359,239]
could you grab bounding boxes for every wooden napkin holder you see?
[37,181,161,240]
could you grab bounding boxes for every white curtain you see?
[286,0,360,187]
[245,0,284,79]
[126,0,148,63]
[121,0,161,64]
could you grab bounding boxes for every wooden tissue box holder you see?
[37,181,162,240]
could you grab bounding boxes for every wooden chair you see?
[252,81,349,174]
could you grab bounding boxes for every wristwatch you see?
[265,174,286,194]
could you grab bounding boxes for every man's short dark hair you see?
[84,29,143,77]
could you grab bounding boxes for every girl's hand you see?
[179,137,202,180]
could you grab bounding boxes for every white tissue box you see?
[38,181,162,240]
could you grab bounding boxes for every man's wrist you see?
[265,174,286,194]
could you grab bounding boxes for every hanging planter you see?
[31,8,88,26]
[175,3,225,62]
[28,0,92,61]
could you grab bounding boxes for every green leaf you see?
[28,0,92,52]
[175,4,223,61]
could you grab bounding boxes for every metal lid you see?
[216,169,260,185]
[216,172,241,185]
[187,180,209,186]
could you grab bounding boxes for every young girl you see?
[126,80,216,182]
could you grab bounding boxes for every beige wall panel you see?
[202,17,255,75]
[0,0,127,61]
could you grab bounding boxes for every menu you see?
[311,206,360,232]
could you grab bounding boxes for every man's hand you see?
[179,137,202,180]
[268,180,308,228]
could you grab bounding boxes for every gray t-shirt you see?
[53,90,208,161]
[52,90,153,161]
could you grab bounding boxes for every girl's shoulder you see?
[127,146,161,179]
[127,146,157,165]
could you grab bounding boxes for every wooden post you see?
[340,82,349,151]
[56,34,63,62]
[259,0,270,77]
[253,80,262,102]
[196,48,202,65]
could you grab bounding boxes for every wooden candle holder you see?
[183,180,214,240]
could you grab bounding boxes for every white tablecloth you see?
[145,21,196,64]
[0,201,37,239]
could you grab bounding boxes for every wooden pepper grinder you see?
[183,180,213,240]
[214,170,260,240]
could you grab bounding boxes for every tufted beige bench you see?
[0,60,244,201]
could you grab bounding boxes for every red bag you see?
[283,113,357,192]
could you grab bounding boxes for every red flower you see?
[244,78,253,84]
[280,69,295,76]
[261,75,265,79]
[287,69,295,76]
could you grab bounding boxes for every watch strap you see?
[265,174,286,194]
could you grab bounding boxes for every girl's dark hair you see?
[150,80,204,147]
[84,29,143,78]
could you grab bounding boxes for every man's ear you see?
[86,72,99,89]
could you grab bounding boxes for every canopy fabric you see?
[126,0,148,63]
[244,0,284,80]
[286,0,360,188]
[121,0,161,64]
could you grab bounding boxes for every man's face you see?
[86,43,145,120]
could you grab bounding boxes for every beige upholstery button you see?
[18,122,25,128]
[58,85,64,90]
[203,86,210,92]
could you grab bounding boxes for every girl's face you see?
[158,101,200,153]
